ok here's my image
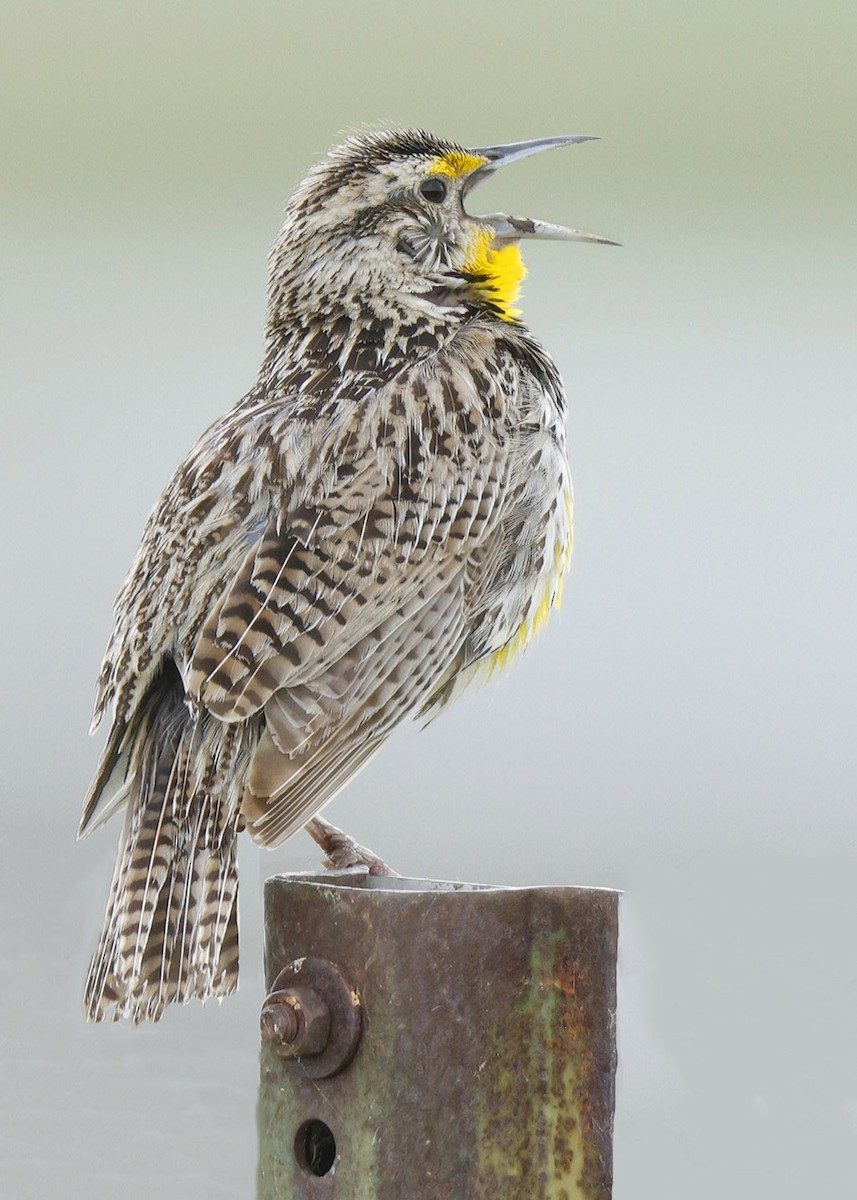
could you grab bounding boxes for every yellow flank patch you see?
[488,501,574,676]
[488,577,558,675]
[462,228,527,321]
[429,151,488,179]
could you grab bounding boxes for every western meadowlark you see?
[80,129,615,1022]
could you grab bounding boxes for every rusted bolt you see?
[259,1000,300,1046]
[260,986,331,1059]
[260,957,362,1078]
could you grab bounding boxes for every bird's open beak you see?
[465,134,620,247]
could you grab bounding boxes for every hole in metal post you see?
[295,1119,336,1177]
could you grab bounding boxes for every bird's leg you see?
[304,816,400,877]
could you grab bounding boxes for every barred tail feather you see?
[83,664,246,1023]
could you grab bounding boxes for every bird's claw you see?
[304,816,400,877]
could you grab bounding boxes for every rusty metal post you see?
[257,870,618,1199]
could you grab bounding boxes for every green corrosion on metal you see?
[474,929,608,1198]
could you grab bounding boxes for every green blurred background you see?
[2,1,855,1196]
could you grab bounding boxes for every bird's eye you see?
[419,177,448,204]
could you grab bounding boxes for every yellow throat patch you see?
[462,228,526,322]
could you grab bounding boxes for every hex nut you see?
[261,986,331,1060]
[261,958,362,1079]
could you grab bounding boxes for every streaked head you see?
[269,129,616,327]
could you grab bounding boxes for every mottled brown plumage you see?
[80,129,612,1022]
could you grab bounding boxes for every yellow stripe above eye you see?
[429,152,488,179]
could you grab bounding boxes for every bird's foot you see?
[304,816,400,877]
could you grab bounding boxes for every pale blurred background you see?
[2,1,855,1196]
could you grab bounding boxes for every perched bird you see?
[80,129,615,1022]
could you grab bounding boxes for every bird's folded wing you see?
[186,497,469,845]
[183,345,515,840]
[187,489,456,721]
[243,557,466,845]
